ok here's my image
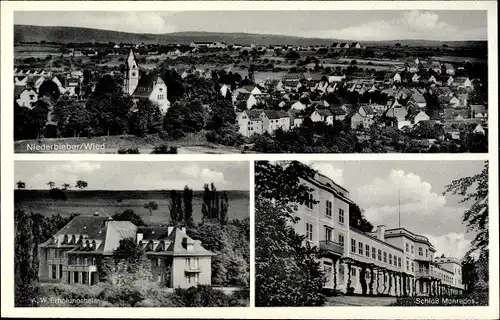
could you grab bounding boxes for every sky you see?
[14,10,487,41]
[302,160,486,259]
[14,161,250,191]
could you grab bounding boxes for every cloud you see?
[181,164,226,185]
[61,161,101,173]
[424,232,471,259]
[28,161,101,189]
[310,163,344,186]
[354,169,468,236]
[308,10,486,41]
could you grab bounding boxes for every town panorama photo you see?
[13,10,488,154]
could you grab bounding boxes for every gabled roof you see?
[410,93,426,103]
[262,110,290,119]
[132,73,165,98]
[315,108,333,117]
[471,104,487,114]
[245,109,264,120]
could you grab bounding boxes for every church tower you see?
[124,48,139,95]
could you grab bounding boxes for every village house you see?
[310,108,334,126]
[288,109,305,128]
[16,88,38,108]
[470,104,487,119]
[408,92,427,109]
[407,110,430,125]
[237,109,264,137]
[260,110,291,134]
[38,215,214,288]
[347,105,376,130]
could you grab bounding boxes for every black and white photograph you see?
[255,160,489,306]
[14,161,250,307]
[13,10,488,154]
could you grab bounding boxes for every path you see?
[325,295,397,306]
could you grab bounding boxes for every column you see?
[369,268,375,296]
[88,271,91,285]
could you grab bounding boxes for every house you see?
[237,109,264,137]
[260,110,291,134]
[409,92,427,109]
[340,43,350,49]
[241,85,262,95]
[220,84,231,98]
[428,75,438,84]
[470,104,487,119]
[385,106,408,126]
[38,215,214,288]
[328,75,346,83]
[452,77,473,90]
[16,88,38,108]
[443,108,469,121]
[407,62,419,73]
[407,110,430,125]
[431,61,442,74]
[411,74,420,83]
[471,123,486,135]
[131,73,170,114]
[288,109,305,128]
[347,105,376,129]
[393,73,402,83]
[310,108,334,125]
[331,107,347,121]
[290,99,309,111]
[235,92,258,110]
[351,42,362,49]
[444,63,455,75]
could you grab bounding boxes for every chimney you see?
[168,226,174,236]
[136,232,143,243]
[376,225,386,241]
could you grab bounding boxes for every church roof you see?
[132,73,165,98]
[125,48,139,70]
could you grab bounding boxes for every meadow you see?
[15,189,250,224]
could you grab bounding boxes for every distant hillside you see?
[14,25,487,48]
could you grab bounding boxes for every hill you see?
[14,25,487,48]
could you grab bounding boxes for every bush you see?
[205,126,245,147]
[117,147,140,154]
[151,144,178,154]
[173,285,244,307]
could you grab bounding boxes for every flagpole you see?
[398,189,401,228]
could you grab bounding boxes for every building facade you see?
[292,172,465,297]
[39,215,214,288]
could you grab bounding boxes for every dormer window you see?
[132,72,136,76]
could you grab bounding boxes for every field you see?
[15,190,250,224]
[14,133,242,154]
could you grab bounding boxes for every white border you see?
[1,1,498,319]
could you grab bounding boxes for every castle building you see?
[38,215,214,288]
[123,49,170,114]
[292,171,465,297]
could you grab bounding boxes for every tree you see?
[169,190,183,225]
[201,183,228,222]
[62,183,71,190]
[183,186,194,224]
[75,180,88,189]
[16,181,26,190]
[255,161,326,306]
[163,100,205,137]
[129,99,163,137]
[47,181,55,189]
[285,50,300,60]
[14,209,39,306]
[112,209,146,226]
[143,201,159,216]
[206,100,236,130]
[349,203,374,232]
[443,161,488,257]
[113,238,145,266]
[38,79,60,101]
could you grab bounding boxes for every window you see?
[74,271,79,284]
[325,227,332,242]
[84,258,88,266]
[338,234,344,247]
[411,262,415,272]
[398,257,402,267]
[132,72,136,76]
[411,245,414,254]
[419,247,423,256]
[377,249,382,261]
[358,242,363,255]
[306,223,313,241]
[76,257,80,265]
[365,245,370,258]
[352,268,356,277]
[305,193,314,209]
[51,265,57,279]
[351,239,356,253]
[405,243,409,253]
[425,249,428,257]
[92,257,96,265]
[338,208,345,224]
[389,254,393,265]
[406,258,410,271]
[383,251,387,263]
[325,200,332,218]
[157,258,161,267]
[372,247,376,259]
[157,94,164,100]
